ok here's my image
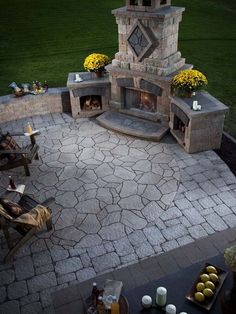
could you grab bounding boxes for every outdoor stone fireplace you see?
[106,0,188,130]
[66,0,228,153]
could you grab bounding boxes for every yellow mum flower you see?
[84,53,110,73]
[171,69,208,95]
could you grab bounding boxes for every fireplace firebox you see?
[125,89,157,112]
[80,95,102,111]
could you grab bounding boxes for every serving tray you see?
[85,294,129,314]
[186,262,227,311]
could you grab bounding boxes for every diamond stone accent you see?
[127,22,153,61]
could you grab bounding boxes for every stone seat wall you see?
[0,87,71,124]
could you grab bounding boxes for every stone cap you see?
[0,87,68,106]
[112,5,185,20]
[170,91,229,118]
[67,72,110,89]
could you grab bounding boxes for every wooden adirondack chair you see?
[0,131,40,176]
[0,194,54,263]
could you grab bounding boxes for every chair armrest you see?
[10,131,40,145]
[10,132,25,137]
[11,131,40,137]
[0,149,29,155]
[42,197,55,207]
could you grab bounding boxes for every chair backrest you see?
[0,132,20,161]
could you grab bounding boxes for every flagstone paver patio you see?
[0,113,236,313]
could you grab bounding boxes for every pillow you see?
[14,205,51,229]
[0,198,24,218]
[0,133,20,161]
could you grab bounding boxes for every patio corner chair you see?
[0,194,54,263]
[0,130,40,176]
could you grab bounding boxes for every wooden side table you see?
[7,184,25,195]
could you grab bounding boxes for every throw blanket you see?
[14,204,51,229]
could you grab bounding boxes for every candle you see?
[156,287,167,306]
[75,74,83,82]
[192,100,198,111]
[26,122,33,134]
[141,295,152,308]
[166,304,176,314]
[179,312,188,314]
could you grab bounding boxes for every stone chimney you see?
[110,0,185,76]
[107,0,190,122]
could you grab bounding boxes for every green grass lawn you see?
[0,0,235,136]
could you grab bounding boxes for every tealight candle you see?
[75,74,83,82]
[192,100,198,111]
[165,304,176,314]
[26,122,33,134]
[156,286,167,307]
[179,312,188,314]
[141,295,152,308]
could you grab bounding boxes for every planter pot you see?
[186,91,194,98]
[95,71,103,78]
[176,90,196,98]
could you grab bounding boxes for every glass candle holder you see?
[165,304,176,314]
[141,295,152,308]
[156,286,167,306]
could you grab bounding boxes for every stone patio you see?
[0,113,236,313]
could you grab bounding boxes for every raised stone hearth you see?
[97,111,169,141]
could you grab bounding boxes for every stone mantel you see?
[107,64,171,83]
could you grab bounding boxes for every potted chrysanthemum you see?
[171,69,208,97]
[84,53,110,78]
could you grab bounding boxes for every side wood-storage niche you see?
[169,92,228,153]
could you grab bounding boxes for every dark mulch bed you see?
[215,133,236,176]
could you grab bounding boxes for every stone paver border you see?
[52,226,236,313]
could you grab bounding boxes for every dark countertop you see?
[67,72,109,89]
[171,91,229,117]
[124,254,231,313]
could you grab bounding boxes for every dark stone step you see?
[97,111,169,141]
